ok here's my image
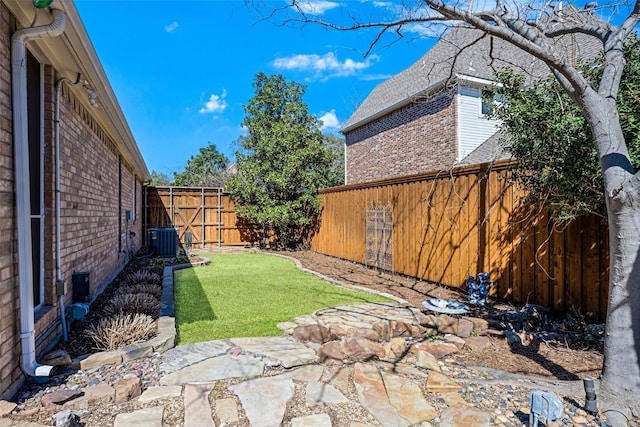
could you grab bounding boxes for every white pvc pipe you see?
[12,8,66,377]
[54,73,80,342]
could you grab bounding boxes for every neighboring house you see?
[1,1,149,399]
[342,24,599,184]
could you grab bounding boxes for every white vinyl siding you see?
[456,85,500,161]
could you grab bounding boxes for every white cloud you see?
[318,110,341,131]
[199,90,228,114]
[165,21,179,33]
[294,1,340,15]
[273,52,379,79]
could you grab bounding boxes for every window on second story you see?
[481,89,506,117]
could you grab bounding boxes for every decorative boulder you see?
[292,324,331,344]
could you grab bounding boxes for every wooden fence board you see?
[145,160,610,320]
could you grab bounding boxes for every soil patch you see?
[276,249,604,381]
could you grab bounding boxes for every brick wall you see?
[345,87,458,184]
[0,2,21,401]
[0,2,144,399]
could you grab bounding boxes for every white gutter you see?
[11,8,66,377]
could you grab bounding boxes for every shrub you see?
[116,283,163,299]
[125,269,162,285]
[104,293,161,318]
[87,313,156,351]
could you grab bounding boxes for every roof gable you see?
[343,24,601,132]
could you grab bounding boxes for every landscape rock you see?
[345,327,381,342]
[457,318,474,338]
[0,400,17,416]
[411,341,458,359]
[329,324,347,339]
[388,320,415,337]
[443,334,466,350]
[292,324,331,343]
[214,398,239,424]
[113,406,164,427]
[306,381,348,404]
[353,363,407,427]
[425,371,462,393]
[41,390,83,408]
[382,337,408,362]
[40,350,72,366]
[63,384,115,410]
[318,341,346,364]
[184,384,215,427]
[419,314,438,329]
[382,372,437,424]
[468,317,489,335]
[372,321,391,341]
[114,376,142,404]
[434,314,458,335]
[52,409,82,427]
[415,350,442,372]
[439,403,492,427]
[342,336,386,362]
[230,376,294,427]
[292,413,332,427]
[463,336,491,351]
[138,386,183,402]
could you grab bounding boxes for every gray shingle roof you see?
[342,23,601,132]
[455,129,512,166]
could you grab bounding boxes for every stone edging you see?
[264,251,411,305]
[71,258,211,370]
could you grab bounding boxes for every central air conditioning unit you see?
[149,228,178,258]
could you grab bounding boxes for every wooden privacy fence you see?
[311,160,609,320]
[144,187,254,247]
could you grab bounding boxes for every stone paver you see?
[159,340,230,373]
[353,363,408,427]
[214,398,239,424]
[306,381,348,404]
[0,420,48,427]
[291,413,332,427]
[439,403,492,427]
[230,376,294,427]
[113,406,164,427]
[315,302,423,330]
[137,386,183,403]
[229,336,319,368]
[281,364,325,382]
[184,384,215,427]
[381,372,437,424]
[160,354,264,385]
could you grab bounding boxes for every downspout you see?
[12,9,66,377]
[55,73,80,341]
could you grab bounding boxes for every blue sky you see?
[74,1,438,177]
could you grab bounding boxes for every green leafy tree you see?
[226,72,334,248]
[489,35,640,223]
[172,143,230,187]
[323,133,345,187]
[149,170,171,186]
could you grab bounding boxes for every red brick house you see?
[1,1,149,398]
[342,25,598,184]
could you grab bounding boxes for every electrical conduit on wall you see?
[11,8,66,377]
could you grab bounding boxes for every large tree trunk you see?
[583,94,640,419]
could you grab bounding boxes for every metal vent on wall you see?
[365,204,393,272]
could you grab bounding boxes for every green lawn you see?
[174,252,391,345]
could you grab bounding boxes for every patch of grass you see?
[174,253,391,345]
